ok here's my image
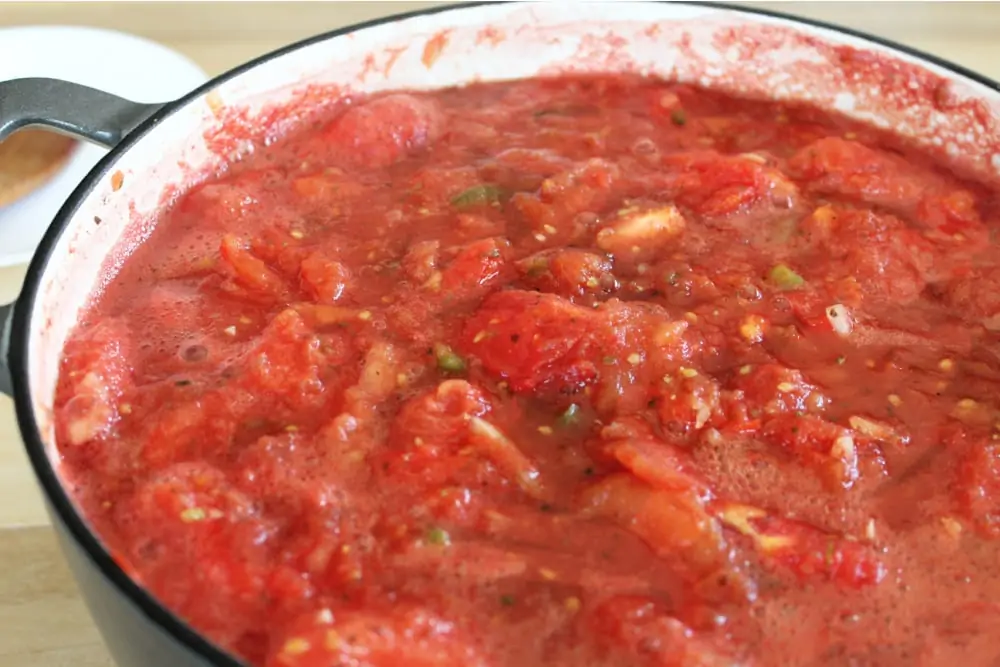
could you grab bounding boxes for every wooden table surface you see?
[0,2,997,665]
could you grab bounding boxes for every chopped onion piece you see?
[740,152,768,164]
[848,415,900,444]
[825,304,853,337]
[468,416,545,498]
[940,516,963,538]
[830,433,859,487]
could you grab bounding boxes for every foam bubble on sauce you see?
[141,226,224,281]
[181,342,209,363]
[125,282,223,370]
[693,430,869,532]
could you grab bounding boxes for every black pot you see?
[0,3,998,665]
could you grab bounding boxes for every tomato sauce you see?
[54,75,1000,666]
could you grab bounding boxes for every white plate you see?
[0,26,208,268]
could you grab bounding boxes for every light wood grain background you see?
[0,3,996,665]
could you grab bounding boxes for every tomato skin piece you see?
[779,531,885,588]
[794,146,988,256]
[139,308,330,466]
[375,445,500,510]
[401,239,440,284]
[483,147,573,191]
[291,171,369,202]
[798,206,934,302]
[176,170,282,229]
[462,290,602,394]
[776,524,885,588]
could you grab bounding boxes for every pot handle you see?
[0,77,164,149]
[0,78,167,397]
[0,301,14,398]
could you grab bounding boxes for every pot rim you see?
[11,2,1000,665]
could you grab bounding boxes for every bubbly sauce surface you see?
[55,75,1000,666]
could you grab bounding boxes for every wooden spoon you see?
[0,130,75,208]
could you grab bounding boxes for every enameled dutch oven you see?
[1,3,999,666]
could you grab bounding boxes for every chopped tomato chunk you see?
[717,502,886,587]
[579,473,728,578]
[761,414,860,488]
[393,380,492,451]
[322,93,443,168]
[299,251,350,303]
[656,371,722,436]
[219,233,289,300]
[733,364,827,416]
[439,237,512,302]
[663,150,799,218]
[516,248,616,298]
[605,436,705,494]
[462,290,602,394]
[789,137,924,209]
